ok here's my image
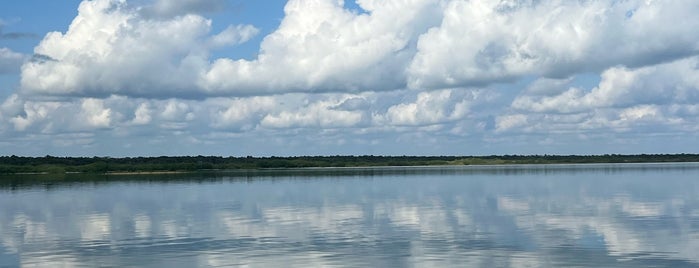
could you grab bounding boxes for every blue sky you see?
[1,0,698,157]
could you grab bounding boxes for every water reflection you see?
[1,163,699,267]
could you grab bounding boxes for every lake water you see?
[1,163,699,267]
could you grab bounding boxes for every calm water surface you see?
[1,163,699,267]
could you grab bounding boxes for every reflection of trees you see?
[3,162,699,191]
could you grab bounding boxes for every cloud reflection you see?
[0,164,698,267]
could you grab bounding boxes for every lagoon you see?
[1,163,699,267]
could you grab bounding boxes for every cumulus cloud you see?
[199,0,443,95]
[409,1,699,87]
[17,0,699,99]
[210,96,276,131]
[80,98,112,129]
[512,57,699,114]
[497,56,699,134]
[3,97,116,133]
[19,0,445,98]
[131,103,152,125]
[0,89,491,145]
[19,0,256,98]
[12,106,59,133]
[260,95,366,129]
[408,0,699,89]
[376,89,474,126]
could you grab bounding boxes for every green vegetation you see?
[1,154,698,175]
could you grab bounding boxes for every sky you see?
[0,0,698,157]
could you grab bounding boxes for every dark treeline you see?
[1,154,699,174]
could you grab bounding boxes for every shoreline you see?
[2,162,699,179]
[104,171,192,175]
[2,154,699,175]
[46,161,699,175]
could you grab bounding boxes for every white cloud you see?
[618,105,662,122]
[160,99,193,121]
[131,102,152,125]
[1,94,24,119]
[16,0,699,98]
[260,95,366,129]
[9,100,60,132]
[495,114,528,133]
[0,87,497,155]
[20,0,255,98]
[211,96,276,130]
[209,24,259,48]
[18,0,446,98]
[80,98,112,129]
[377,89,475,126]
[408,0,699,89]
[3,96,121,133]
[498,56,699,134]
[200,0,443,95]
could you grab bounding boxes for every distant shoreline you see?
[104,171,190,175]
[2,154,699,175]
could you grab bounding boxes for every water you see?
[1,163,699,267]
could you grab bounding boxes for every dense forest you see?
[1,154,698,174]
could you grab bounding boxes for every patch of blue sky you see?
[207,1,287,60]
[0,1,82,54]
[570,73,602,91]
[343,0,368,15]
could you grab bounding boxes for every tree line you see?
[1,154,698,174]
